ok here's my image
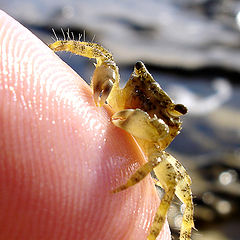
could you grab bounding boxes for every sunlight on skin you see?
[0,11,170,240]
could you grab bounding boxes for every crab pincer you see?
[111,109,169,142]
[92,64,116,106]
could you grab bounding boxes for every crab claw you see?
[111,109,169,142]
[92,65,116,107]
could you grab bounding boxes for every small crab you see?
[49,37,194,240]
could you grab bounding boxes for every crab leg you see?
[49,40,113,63]
[148,187,175,240]
[112,156,161,193]
[176,177,194,240]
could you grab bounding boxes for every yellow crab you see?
[49,37,194,240]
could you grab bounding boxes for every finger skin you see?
[0,11,171,240]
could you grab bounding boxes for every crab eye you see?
[174,104,187,115]
[135,61,144,70]
[167,104,187,117]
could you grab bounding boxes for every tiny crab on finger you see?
[49,33,194,240]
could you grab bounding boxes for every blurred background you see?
[1,0,240,239]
